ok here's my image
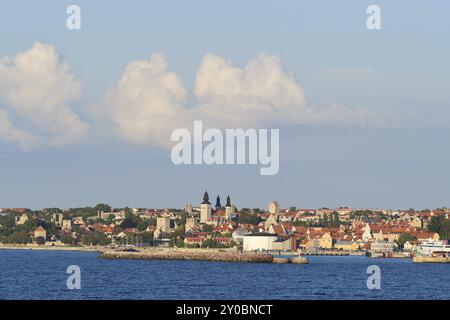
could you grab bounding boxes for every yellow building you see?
[334,240,359,251]
[319,232,333,249]
[410,217,423,229]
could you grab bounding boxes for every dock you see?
[101,248,273,263]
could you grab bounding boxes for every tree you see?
[428,216,444,233]
[95,203,112,213]
[137,220,149,232]
[395,233,415,249]
[60,234,77,245]
[140,232,154,244]
[35,236,46,245]
[293,220,307,227]
[82,231,110,246]
[237,212,261,225]
[120,218,136,230]
[428,216,450,240]
[332,211,340,227]
[201,238,216,248]
[202,224,214,233]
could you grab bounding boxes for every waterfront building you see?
[243,232,279,251]
[334,240,359,251]
[370,241,398,253]
[200,191,212,223]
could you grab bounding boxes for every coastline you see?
[0,245,102,253]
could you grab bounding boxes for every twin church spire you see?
[202,191,231,209]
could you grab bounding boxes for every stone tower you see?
[269,201,280,217]
[200,191,211,223]
[225,195,233,220]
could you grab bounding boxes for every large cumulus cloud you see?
[0,42,87,150]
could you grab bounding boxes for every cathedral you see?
[199,191,235,224]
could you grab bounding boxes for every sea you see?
[0,249,449,300]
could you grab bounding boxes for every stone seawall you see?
[101,249,273,263]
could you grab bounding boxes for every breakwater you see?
[101,249,274,263]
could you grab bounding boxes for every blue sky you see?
[1,1,450,210]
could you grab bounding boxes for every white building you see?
[243,233,279,251]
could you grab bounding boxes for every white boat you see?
[417,240,450,256]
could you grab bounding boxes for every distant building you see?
[215,195,223,211]
[320,232,333,249]
[185,204,193,215]
[371,241,397,253]
[34,226,47,240]
[200,191,212,223]
[185,217,197,232]
[224,196,234,220]
[62,219,73,231]
[243,232,279,251]
[269,201,280,216]
[264,214,278,232]
[16,213,29,225]
[156,217,171,233]
[51,213,64,227]
[334,240,359,251]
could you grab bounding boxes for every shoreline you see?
[0,245,102,253]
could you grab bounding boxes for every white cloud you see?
[100,52,391,148]
[194,53,307,127]
[0,110,40,151]
[0,42,87,149]
[99,53,189,147]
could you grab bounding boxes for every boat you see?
[416,240,450,256]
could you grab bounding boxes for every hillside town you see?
[1,191,450,258]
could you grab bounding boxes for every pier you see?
[101,248,273,263]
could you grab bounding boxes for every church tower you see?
[225,195,233,220]
[215,195,222,210]
[200,191,212,223]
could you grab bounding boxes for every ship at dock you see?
[413,240,450,263]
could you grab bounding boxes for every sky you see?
[1,0,450,210]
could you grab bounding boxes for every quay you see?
[101,248,310,264]
[101,248,273,263]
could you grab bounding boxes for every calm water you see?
[0,249,449,300]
